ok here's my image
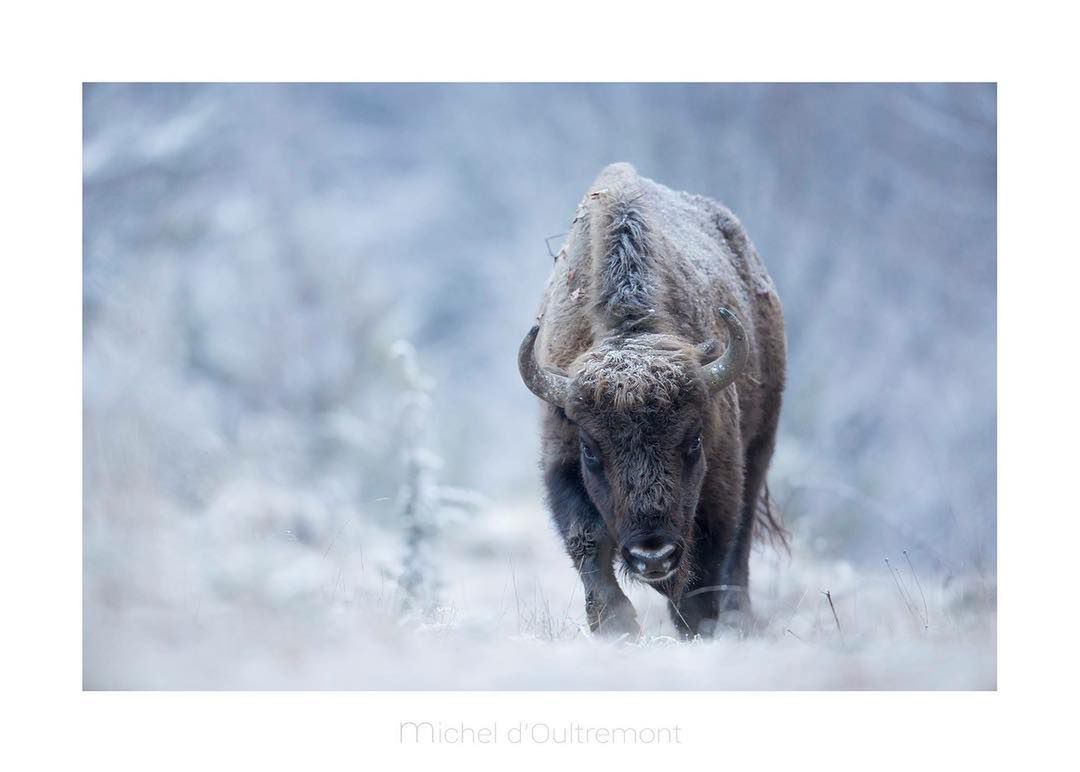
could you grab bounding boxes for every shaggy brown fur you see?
[523,163,787,638]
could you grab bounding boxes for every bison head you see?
[519,308,748,589]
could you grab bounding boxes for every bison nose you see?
[622,538,682,581]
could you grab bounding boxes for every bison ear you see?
[518,325,571,408]
[699,307,749,394]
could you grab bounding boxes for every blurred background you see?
[83,84,996,688]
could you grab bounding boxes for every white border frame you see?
[3,0,1077,766]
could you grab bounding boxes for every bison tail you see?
[754,481,791,553]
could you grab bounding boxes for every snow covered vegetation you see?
[83,84,996,689]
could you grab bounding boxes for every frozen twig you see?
[822,590,843,639]
[904,550,929,631]
[885,557,920,626]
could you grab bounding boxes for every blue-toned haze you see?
[84,84,995,688]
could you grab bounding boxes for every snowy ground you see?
[84,495,995,690]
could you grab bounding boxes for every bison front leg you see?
[545,463,639,638]
[568,523,639,637]
[670,447,753,638]
[669,540,752,639]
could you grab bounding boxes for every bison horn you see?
[699,307,749,394]
[518,325,571,408]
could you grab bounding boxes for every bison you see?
[518,163,787,638]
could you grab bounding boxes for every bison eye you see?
[687,434,703,456]
[580,441,601,470]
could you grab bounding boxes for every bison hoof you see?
[591,605,640,639]
[682,609,754,639]
[713,609,754,637]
